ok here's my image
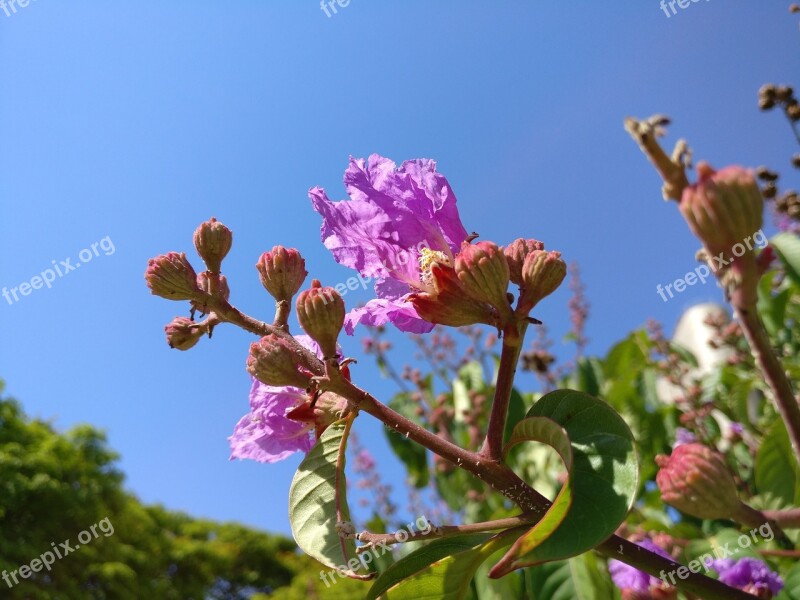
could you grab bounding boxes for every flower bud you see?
[295,280,345,359]
[504,238,545,285]
[193,217,232,273]
[680,164,763,257]
[517,250,567,315]
[164,316,204,351]
[680,163,764,306]
[256,246,307,303]
[246,334,313,389]
[144,252,201,301]
[655,443,742,520]
[455,241,512,317]
[409,263,500,328]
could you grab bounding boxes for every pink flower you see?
[310,154,469,334]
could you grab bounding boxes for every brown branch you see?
[736,304,800,467]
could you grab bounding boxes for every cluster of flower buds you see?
[504,238,567,316]
[679,163,765,308]
[145,218,236,351]
[409,237,567,335]
[409,242,509,330]
[655,443,759,525]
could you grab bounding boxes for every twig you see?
[480,322,528,460]
[736,304,800,467]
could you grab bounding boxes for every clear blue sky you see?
[1,2,798,536]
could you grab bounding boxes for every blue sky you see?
[1,2,798,536]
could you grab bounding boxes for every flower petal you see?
[344,298,434,335]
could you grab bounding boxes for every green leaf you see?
[503,389,528,446]
[772,232,800,288]
[386,394,430,488]
[777,560,800,600]
[524,553,617,600]
[365,530,521,600]
[685,528,762,565]
[758,270,791,337]
[756,419,800,507]
[473,554,523,600]
[289,419,363,576]
[493,389,638,575]
[569,358,604,397]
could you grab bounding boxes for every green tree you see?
[0,383,298,599]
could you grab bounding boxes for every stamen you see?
[418,247,451,289]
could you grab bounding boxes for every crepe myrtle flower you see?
[229,335,346,463]
[708,558,783,598]
[309,154,471,334]
[609,539,676,599]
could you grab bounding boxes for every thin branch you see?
[624,115,690,201]
[355,513,538,551]
[736,304,800,467]
[764,508,800,529]
[480,322,528,460]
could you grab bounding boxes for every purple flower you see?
[728,422,744,436]
[609,540,671,594]
[228,335,321,463]
[708,558,783,596]
[674,427,697,448]
[310,154,469,334]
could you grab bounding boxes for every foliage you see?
[0,384,300,600]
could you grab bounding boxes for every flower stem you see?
[764,508,800,529]
[735,303,800,467]
[273,299,291,332]
[201,291,326,374]
[481,322,528,461]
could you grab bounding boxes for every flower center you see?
[418,247,451,291]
